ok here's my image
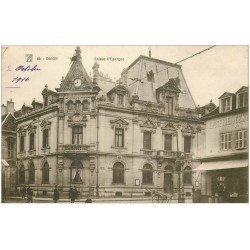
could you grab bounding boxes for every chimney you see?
[149,47,151,58]
[7,99,14,115]
[2,104,7,116]
[92,62,100,84]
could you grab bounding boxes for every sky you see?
[1,45,248,110]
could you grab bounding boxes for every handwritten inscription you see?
[12,77,29,83]
[15,65,41,72]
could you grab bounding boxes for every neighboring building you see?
[196,86,248,202]
[1,99,21,198]
[15,46,204,199]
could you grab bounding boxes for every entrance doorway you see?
[164,165,173,193]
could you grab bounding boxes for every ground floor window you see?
[164,165,173,193]
[142,164,153,184]
[28,162,35,184]
[113,162,124,184]
[42,162,50,184]
[19,165,25,184]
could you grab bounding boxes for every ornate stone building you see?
[16,46,204,199]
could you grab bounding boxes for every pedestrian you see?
[85,194,92,203]
[53,185,60,203]
[73,186,78,202]
[21,186,26,199]
[69,186,75,203]
[26,186,33,203]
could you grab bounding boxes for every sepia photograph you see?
[1,45,248,203]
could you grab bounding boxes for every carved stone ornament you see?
[181,123,196,136]
[161,122,178,134]
[110,117,129,130]
[68,114,87,127]
[27,123,37,134]
[40,119,52,131]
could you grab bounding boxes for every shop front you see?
[195,159,248,203]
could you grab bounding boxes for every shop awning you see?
[194,159,248,171]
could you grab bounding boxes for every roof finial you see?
[75,46,81,55]
[149,47,151,58]
[45,84,48,89]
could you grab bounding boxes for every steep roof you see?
[125,55,196,109]
[58,46,93,92]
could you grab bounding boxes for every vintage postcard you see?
[1,45,248,203]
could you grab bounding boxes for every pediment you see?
[181,123,195,134]
[110,118,129,126]
[107,84,128,96]
[219,92,234,99]
[140,118,157,129]
[161,122,177,131]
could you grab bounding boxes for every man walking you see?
[53,185,60,203]
[26,186,33,203]
[69,186,75,203]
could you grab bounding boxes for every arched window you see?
[142,164,153,184]
[42,162,50,184]
[82,100,90,111]
[183,166,192,185]
[113,162,124,184]
[70,160,83,183]
[19,164,25,184]
[29,133,35,150]
[75,100,82,112]
[28,162,35,184]
[67,100,74,111]
[164,165,173,193]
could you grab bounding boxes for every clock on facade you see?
[74,78,82,87]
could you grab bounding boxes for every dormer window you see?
[237,92,248,109]
[165,96,174,115]
[221,97,231,112]
[117,94,124,106]
[146,70,155,82]
[44,96,48,107]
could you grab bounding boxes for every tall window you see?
[143,131,152,150]
[72,126,83,144]
[166,96,173,115]
[67,100,74,111]
[82,100,90,111]
[183,166,192,185]
[42,129,49,148]
[220,132,232,150]
[164,134,172,151]
[142,164,153,184]
[115,128,124,147]
[238,92,248,108]
[113,162,124,184]
[184,136,191,153]
[44,96,48,107]
[19,165,25,184]
[29,133,35,150]
[71,160,83,183]
[7,138,14,158]
[117,94,124,105]
[236,130,247,149]
[75,100,82,111]
[28,162,35,184]
[221,97,231,112]
[20,135,25,152]
[42,162,50,184]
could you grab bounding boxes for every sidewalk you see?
[5,196,179,203]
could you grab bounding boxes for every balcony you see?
[157,150,178,158]
[157,150,193,159]
[140,149,157,156]
[63,144,94,153]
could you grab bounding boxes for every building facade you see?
[15,47,204,199]
[196,86,248,202]
[1,100,20,199]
